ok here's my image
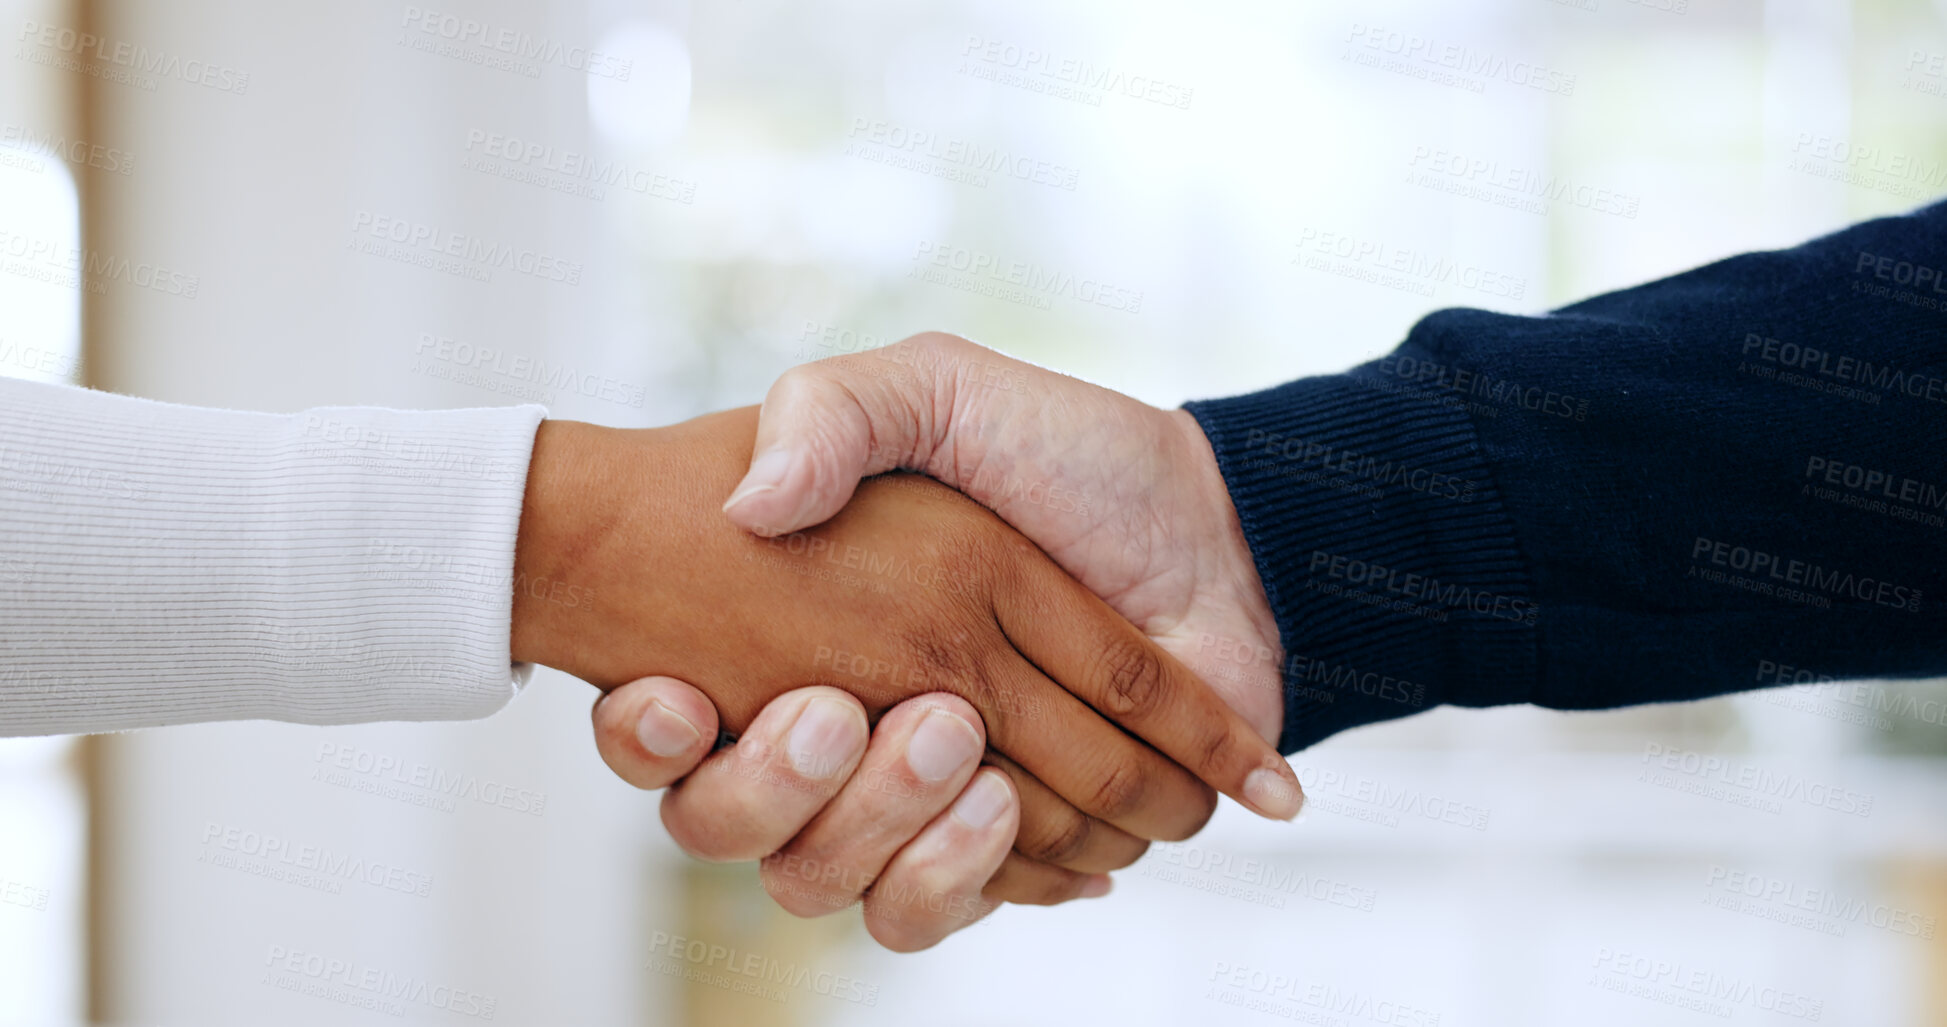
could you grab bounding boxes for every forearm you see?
[1189,199,1947,752]
[0,377,544,735]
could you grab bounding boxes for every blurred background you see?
[2,0,1946,1023]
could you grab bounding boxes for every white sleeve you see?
[0,376,548,736]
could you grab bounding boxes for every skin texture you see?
[719,333,1287,742]
[587,336,1295,950]
[591,676,1090,951]
[512,405,1301,947]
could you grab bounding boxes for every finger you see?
[661,687,868,862]
[861,768,1018,952]
[981,852,1111,907]
[968,649,1224,841]
[998,560,1305,822]
[722,332,978,536]
[592,676,720,790]
[982,750,1149,874]
[761,694,986,917]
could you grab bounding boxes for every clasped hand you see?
[512,337,1299,951]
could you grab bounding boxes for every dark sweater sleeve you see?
[1187,199,1947,754]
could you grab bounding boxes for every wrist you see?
[510,418,636,675]
[1167,407,1286,740]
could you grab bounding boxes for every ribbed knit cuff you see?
[0,378,546,735]
[1185,349,1538,753]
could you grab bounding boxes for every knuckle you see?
[1086,757,1151,823]
[1096,638,1169,721]
[1021,809,1095,867]
[1191,722,1237,780]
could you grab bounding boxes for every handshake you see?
[508,332,1301,951]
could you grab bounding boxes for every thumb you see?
[722,335,955,536]
[592,676,722,791]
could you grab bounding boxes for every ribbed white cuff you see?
[0,377,547,735]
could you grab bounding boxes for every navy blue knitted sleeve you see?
[1188,199,1947,754]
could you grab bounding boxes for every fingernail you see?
[1080,874,1113,899]
[906,708,983,783]
[636,700,702,758]
[786,697,865,780]
[722,448,792,517]
[950,772,1011,829]
[1244,765,1304,820]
